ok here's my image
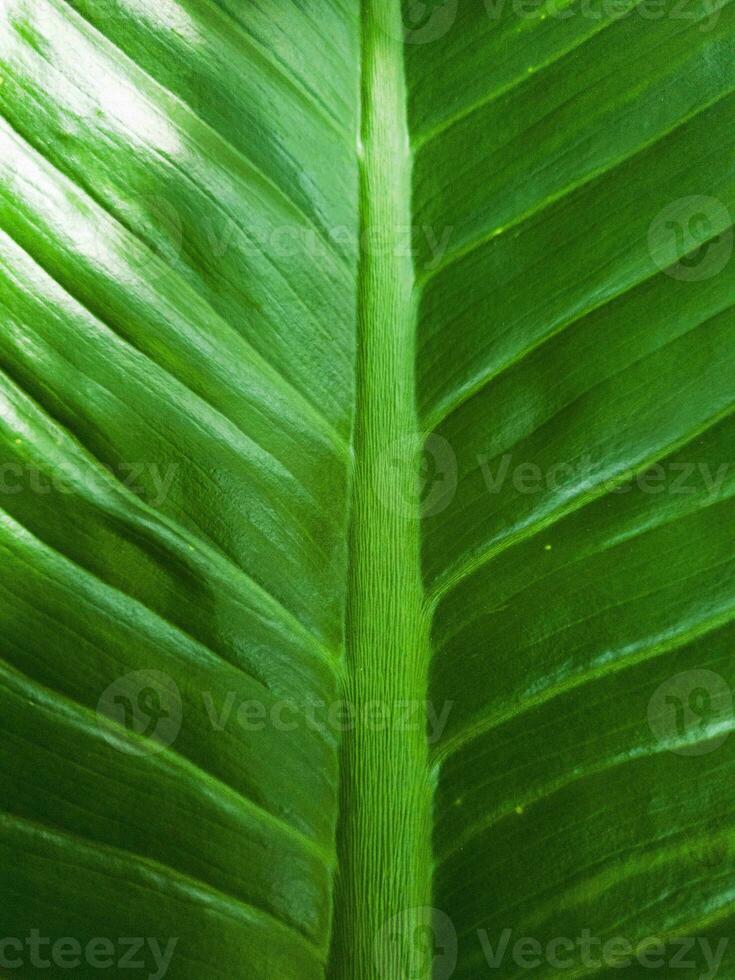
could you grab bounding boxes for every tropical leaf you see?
[0,0,733,978]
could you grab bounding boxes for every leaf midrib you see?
[328,3,435,978]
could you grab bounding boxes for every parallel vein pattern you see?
[409,0,735,974]
[0,1,359,976]
[3,1,735,978]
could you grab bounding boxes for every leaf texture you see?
[1,0,735,977]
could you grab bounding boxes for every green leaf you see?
[1,0,734,978]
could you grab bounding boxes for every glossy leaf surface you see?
[1,1,734,977]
